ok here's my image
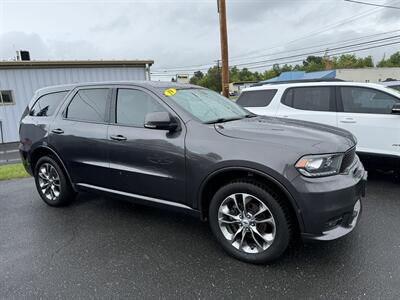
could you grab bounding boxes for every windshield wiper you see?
[244,113,257,118]
[205,117,244,124]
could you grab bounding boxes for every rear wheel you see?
[209,179,292,264]
[34,156,75,206]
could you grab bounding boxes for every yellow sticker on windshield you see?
[164,88,177,97]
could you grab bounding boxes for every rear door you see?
[49,87,112,187]
[276,86,338,127]
[106,87,186,205]
[337,86,400,156]
[20,90,69,147]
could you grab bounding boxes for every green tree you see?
[189,71,204,85]
[229,66,240,83]
[302,56,325,72]
[333,54,373,69]
[189,53,393,90]
[377,52,400,67]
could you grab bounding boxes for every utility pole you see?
[217,0,229,97]
[215,59,221,92]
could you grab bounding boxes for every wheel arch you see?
[30,145,76,192]
[198,167,304,232]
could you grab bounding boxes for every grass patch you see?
[229,96,239,101]
[0,163,30,181]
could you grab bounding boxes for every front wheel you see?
[34,156,75,206]
[209,179,292,264]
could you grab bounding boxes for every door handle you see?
[52,128,64,134]
[110,134,127,141]
[340,119,356,124]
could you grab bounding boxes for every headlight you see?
[295,153,343,177]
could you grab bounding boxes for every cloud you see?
[90,15,131,33]
[0,32,49,60]
[0,0,399,78]
[379,5,400,22]
[0,31,105,60]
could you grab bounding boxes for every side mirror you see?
[144,112,178,131]
[392,103,400,114]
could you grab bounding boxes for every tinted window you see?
[116,89,166,127]
[30,91,68,117]
[340,87,399,114]
[66,89,109,122]
[282,87,333,112]
[389,85,400,91]
[237,89,277,107]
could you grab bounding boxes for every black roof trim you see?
[252,78,345,87]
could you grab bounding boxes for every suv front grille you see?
[340,147,356,173]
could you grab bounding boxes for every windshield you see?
[165,88,250,123]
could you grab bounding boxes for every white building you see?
[176,74,190,84]
[0,60,153,143]
[229,81,259,95]
[335,67,400,83]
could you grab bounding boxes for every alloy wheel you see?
[38,163,61,201]
[218,193,276,254]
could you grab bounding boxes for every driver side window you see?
[340,87,399,114]
[116,89,167,127]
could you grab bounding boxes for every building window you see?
[0,90,14,105]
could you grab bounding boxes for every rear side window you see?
[282,87,334,112]
[237,89,277,107]
[66,89,109,122]
[30,91,68,117]
[116,89,166,127]
[340,86,399,114]
[389,85,400,91]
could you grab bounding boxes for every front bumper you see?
[302,198,362,241]
[19,146,33,176]
[291,157,367,242]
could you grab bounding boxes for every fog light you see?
[326,216,343,230]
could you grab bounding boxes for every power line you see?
[246,40,400,70]
[153,4,389,72]
[151,34,400,73]
[229,29,400,63]
[233,34,400,68]
[344,0,400,10]
[153,26,398,73]
[151,40,400,76]
[229,2,385,61]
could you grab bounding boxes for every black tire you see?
[34,156,76,206]
[208,178,292,264]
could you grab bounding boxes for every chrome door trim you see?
[76,183,192,210]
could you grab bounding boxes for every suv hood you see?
[214,116,356,154]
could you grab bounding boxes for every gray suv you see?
[19,81,367,264]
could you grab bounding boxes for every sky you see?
[0,0,400,80]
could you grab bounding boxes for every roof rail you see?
[251,78,345,87]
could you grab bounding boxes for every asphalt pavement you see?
[0,172,399,299]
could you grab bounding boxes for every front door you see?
[107,87,186,205]
[337,86,400,156]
